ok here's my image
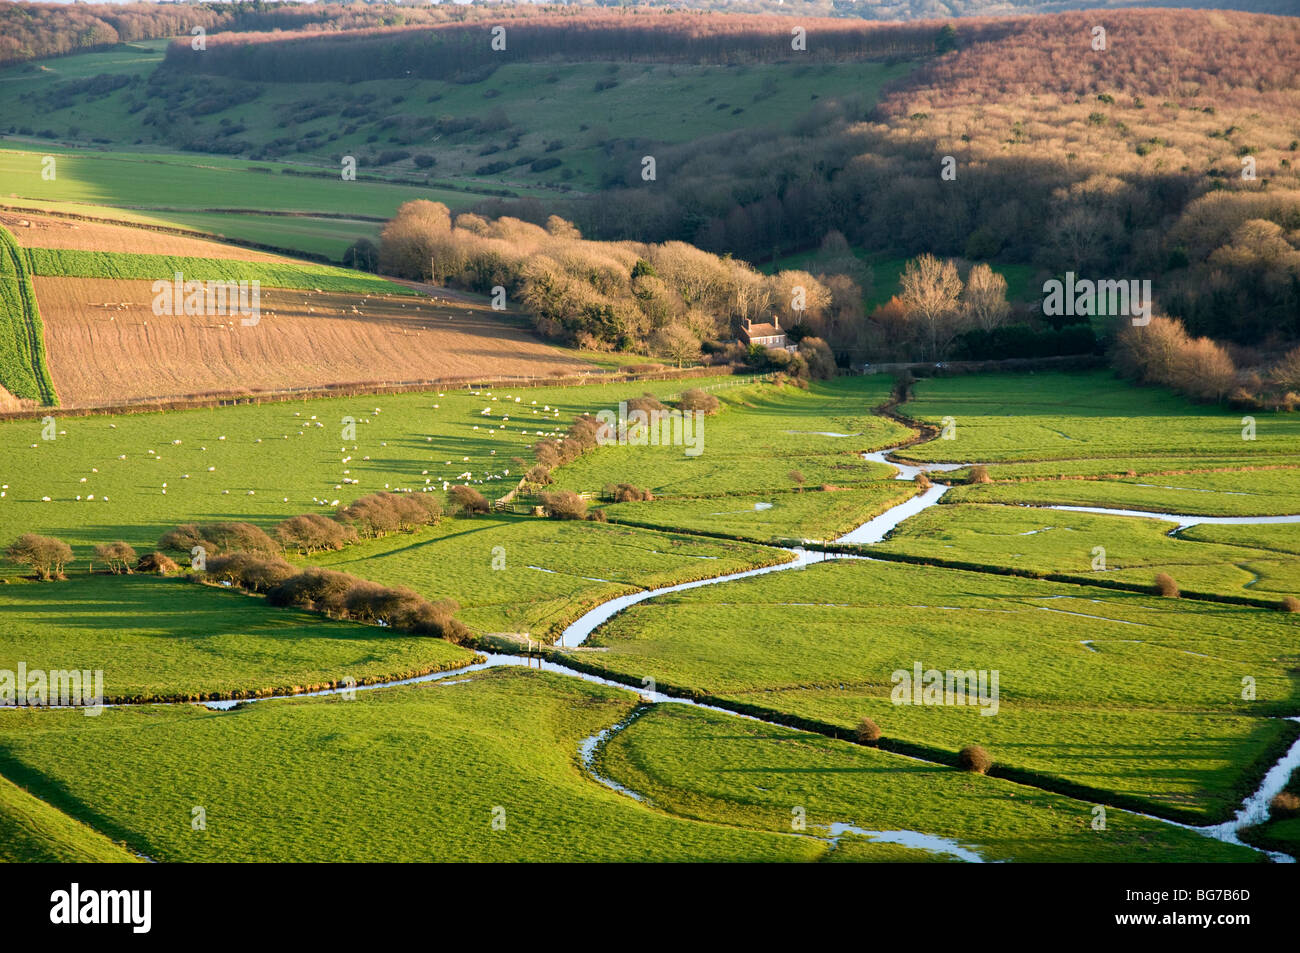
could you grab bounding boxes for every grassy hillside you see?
[0,772,138,863]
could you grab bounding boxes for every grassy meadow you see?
[0,772,139,863]
[24,247,417,295]
[876,503,1300,601]
[901,371,1300,471]
[0,667,1258,864]
[304,515,790,642]
[0,573,476,702]
[576,557,1300,821]
[548,375,907,499]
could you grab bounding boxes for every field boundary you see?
[0,363,754,420]
[543,647,1300,828]
[0,224,57,406]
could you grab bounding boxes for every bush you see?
[5,533,73,580]
[450,484,490,515]
[855,717,882,743]
[677,388,720,414]
[276,513,354,553]
[1269,791,1300,820]
[967,465,992,484]
[1154,572,1180,598]
[914,472,932,490]
[588,508,608,523]
[1282,595,1300,612]
[158,522,279,557]
[136,552,179,574]
[336,491,442,537]
[609,483,653,502]
[93,541,137,574]
[541,490,588,520]
[626,394,666,416]
[525,464,552,485]
[788,470,806,488]
[957,745,992,774]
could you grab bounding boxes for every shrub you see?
[788,470,806,488]
[1282,595,1300,613]
[449,484,490,515]
[1154,572,1180,598]
[957,745,992,774]
[276,513,354,553]
[610,483,653,502]
[158,522,279,556]
[855,717,882,743]
[240,556,297,593]
[541,490,588,520]
[626,394,666,416]
[588,508,608,523]
[967,465,992,484]
[136,552,179,574]
[266,567,354,615]
[1269,791,1300,819]
[525,464,552,485]
[93,541,137,574]
[677,388,720,414]
[914,472,932,490]
[5,533,73,580]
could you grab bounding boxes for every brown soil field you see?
[34,277,593,406]
[0,211,294,262]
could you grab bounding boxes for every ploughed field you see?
[32,277,589,406]
[2,369,1297,862]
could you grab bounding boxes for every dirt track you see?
[35,277,592,406]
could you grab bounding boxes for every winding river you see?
[12,406,1300,863]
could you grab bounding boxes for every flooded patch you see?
[817,823,985,863]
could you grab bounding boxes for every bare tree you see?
[963,263,1010,331]
[900,254,963,359]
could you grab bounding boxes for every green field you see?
[305,515,789,642]
[24,246,417,295]
[575,557,1300,822]
[0,668,1256,863]
[605,484,918,543]
[876,503,1300,601]
[0,373,739,553]
[944,471,1300,518]
[0,224,56,404]
[902,371,1300,468]
[0,772,139,863]
[2,366,1297,862]
[548,376,907,498]
[0,573,476,702]
[600,705,1257,863]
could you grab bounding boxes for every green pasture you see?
[548,376,907,498]
[0,573,475,702]
[876,502,1300,601]
[577,557,1300,821]
[24,246,416,295]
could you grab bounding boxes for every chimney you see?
[774,315,781,330]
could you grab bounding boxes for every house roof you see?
[744,322,784,339]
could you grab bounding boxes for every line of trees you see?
[1114,315,1300,409]
[379,200,859,362]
